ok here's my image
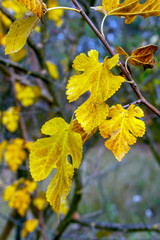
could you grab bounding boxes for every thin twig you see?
[71,218,160,232]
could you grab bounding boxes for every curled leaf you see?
[117,45,158,69]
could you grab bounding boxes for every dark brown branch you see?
[71,0,160,117]
[71,218,160,233]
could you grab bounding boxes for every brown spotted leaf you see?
[92,0,160,24]
[117,45,158,69]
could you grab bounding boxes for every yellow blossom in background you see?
[46,61,59,80]
[10,48,27,62]
[3,185,16,201]
[2,0,26,19]
[4,138,26,172]
[0,10,12,46]
[3,179,37,216]
[9,189,31,216]
[2,107,20,132]
[33,197,47,211]
[22,219,38,238]
[48,0,64,27]
[16,82,41,107]
[25,180,37,193]
[0,140,7,163]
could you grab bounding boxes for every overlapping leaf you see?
[92,0,160,24]
[99,104,146,161]
[17,0,46,20]
[117,45,158,68]
[66,50,125,133]
[5,14,39,54]
[29,118,83,216]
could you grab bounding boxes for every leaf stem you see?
[101,14,107,37]
[47,7,80,13]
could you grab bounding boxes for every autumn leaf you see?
[5,14,39,54]
[99,104,146,161]
[66,50,125,133]
[92,0,160,24]
[117,45,158,69]
[29,117,83,216]
[17,0,47,20]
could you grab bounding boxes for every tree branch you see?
[71,0,160,117]
[71,218,160,233]
[0,57,49,83]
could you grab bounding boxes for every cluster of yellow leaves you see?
[2,106,20,132]
[4,138,26,172]
[93,0,160,24]
[4,0,64,54]
[16,82,41,107]
[22,219,38,238]
[47,0,64,27]
[29,117,83,217]
[3,178,37,216]
[66,50,125,133]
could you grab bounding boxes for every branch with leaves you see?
[0,0,160,239]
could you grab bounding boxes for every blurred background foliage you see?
[0,0,160,240]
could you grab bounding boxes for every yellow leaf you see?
[5,14,39,55]
[0,140,7,164]
[66,50,125,133]
[48,0,64,27]
[99,104,146,161]
[2,106,20,132]
[10,48,27,62]
[29,117,83,217]
[22,219,38,238]
[46,61,59,80]
[4,138,26,172]
[92,0,160,24]
[17,0,47,20]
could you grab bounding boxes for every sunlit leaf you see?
[29,118,83,216]
[66,50,125,133]
[99,104,146,161]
